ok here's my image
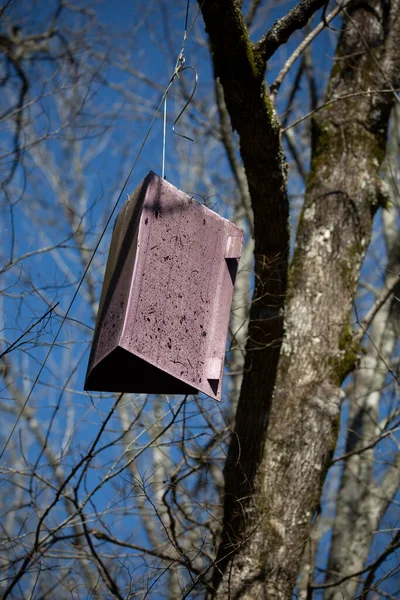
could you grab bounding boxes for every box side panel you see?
[202,221,244,398]
[85,175,149,380]
[121,174,244,400]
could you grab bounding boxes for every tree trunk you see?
[199,1,400,598]
[325,104,400,600]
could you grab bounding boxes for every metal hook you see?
[173,52,185,76]
[172,65,198,142]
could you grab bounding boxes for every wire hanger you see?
[161,0,198,178]
[172,64,198,142]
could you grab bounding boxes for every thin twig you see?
[311,530,400,589]
[90,529,201,574]
[0,303,59,360]
[270,0,351,100]
[331,429,395,464]
[282,89,400,132]
[354,273,400,343]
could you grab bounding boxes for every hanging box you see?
[84,171,244,400]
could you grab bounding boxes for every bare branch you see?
[255,0,327,63]
[270,0,351,99]
[311,530,400,590]
[283,89,400,132]
[355,273,400,343]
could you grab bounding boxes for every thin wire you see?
[184,0,190,41]
[0,0,205,461]
[162,95,167,179]
[162,0,200,173]
[174,0,203,73]
[172,65,198,142]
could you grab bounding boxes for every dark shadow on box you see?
[207,378,220,396]
[225,257,239,286]
[85,347,197,395]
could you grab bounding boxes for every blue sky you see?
[1,1,399,598]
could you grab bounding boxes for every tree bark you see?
[325,105,400,600]
[200,1,400,598]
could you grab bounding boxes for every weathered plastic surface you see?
[84,171,244,400]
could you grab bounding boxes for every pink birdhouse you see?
[84,171,243,400]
